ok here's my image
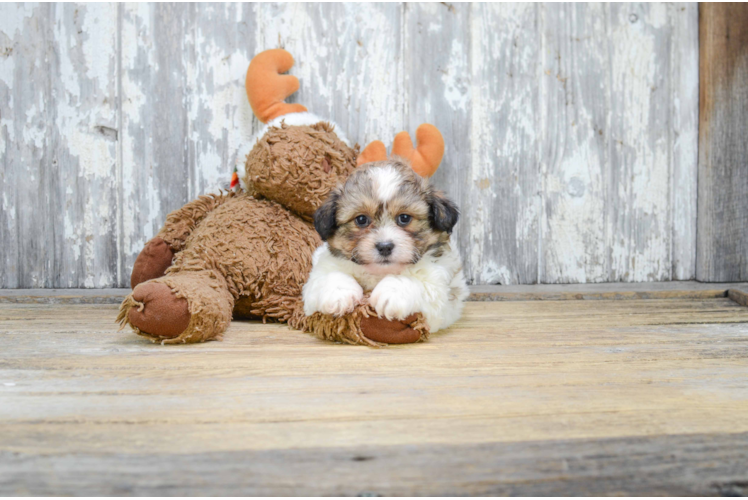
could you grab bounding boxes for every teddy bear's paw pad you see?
[128,282,191,338]
[130,238,175,289]
[360,314,421,344]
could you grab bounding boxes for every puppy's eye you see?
[397,214,412,226]
[354,215,370,228]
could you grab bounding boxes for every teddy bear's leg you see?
[129,193,236,289]
[118,269,234,344]
[130,238,174,289]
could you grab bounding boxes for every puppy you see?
[302,159,469,332]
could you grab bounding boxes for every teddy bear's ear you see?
[357,140,387,166]
[392,124,444,178]
[246,49,308,123]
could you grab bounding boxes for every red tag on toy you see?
[230,167,239,190]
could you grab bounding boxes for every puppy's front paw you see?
[369,277,420,320]
[319,284,364,317]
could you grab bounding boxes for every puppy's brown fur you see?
[314,159,458,268]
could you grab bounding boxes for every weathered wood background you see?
[697,3,748,282]
[0,3,700,287]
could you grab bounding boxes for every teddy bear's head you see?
[244,119,358,219]
[242,49,359,219]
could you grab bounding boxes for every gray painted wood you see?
[0,4,119,288]
[0,3,700,287]
[540,3,699,284]
[540,3,609,284]
[467,3,542,285]
[119,3,192,284]
[403,3,474,281]
[697,4,748,282]
[669,4,699,281]
[606,3,672,283]
[257,3,405,148]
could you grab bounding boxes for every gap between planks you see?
[1,281,748,305]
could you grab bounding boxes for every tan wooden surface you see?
[2,299,748,495]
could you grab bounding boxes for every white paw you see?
[369,277,420,320]
[318,284,364,317]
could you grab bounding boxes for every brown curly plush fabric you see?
[118,193,321,340]
[118,121,430,346]
[157,192,236,253]
[246,122,358,219]
[168,196,319,320]
[289,299,429,347]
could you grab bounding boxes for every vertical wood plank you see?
[0,3,119,288]
[119,3,192,285]
[0,3,45,288]
[468,3,541,285]
[539,3,698,284]
[256,3,405,150]
[539,3,610,283]
[669,4,698,280]
[186,3,259,199]
[606,3,674,282]
[54,3,120,288]
[697,3,748,282]
[403,3,473,281]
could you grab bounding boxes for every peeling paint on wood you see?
[1,4,119,288]
[0,3,699,287]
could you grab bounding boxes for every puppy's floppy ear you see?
[428,189,459,234]
[314,190,340,241]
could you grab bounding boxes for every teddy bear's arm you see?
[130,192,237,289]
[156,192,235,253]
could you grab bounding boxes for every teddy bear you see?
[117,49,445,346]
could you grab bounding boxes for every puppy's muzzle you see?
[375,241,395,257]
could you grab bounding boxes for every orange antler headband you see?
[358,124,445,177]
[246,49,307,123]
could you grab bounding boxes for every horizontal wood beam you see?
[2,281,748,304]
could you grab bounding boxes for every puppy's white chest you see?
[352,272,388,293]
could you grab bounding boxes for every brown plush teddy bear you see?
[117,49,443,346]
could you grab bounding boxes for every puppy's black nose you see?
[376,241,395,257]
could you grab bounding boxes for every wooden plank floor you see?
[2,298,748,495]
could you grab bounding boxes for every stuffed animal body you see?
[118,50,438,346]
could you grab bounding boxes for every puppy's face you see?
[314,160,459,274]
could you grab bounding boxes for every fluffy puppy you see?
[302,159,469,332]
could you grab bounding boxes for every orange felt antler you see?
[357,124,445,176]
[246,49,307,124]
[392,124,444,177]
[356,140,387,166]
